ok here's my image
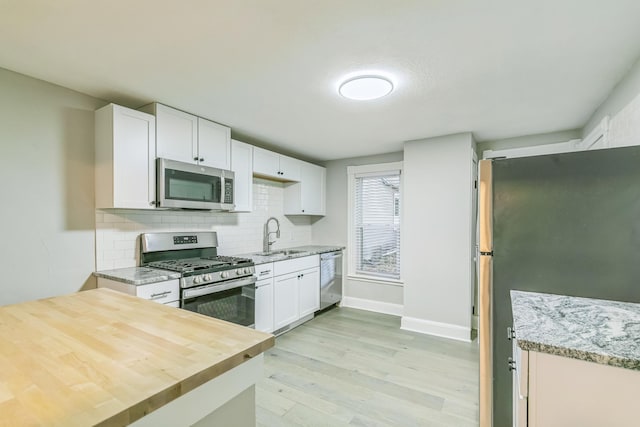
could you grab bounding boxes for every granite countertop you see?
[0,288,274,426]
[511,290,640,370]
[94,266,181,285]
[238,244,344,264]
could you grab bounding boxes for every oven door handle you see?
[182,276,256,299]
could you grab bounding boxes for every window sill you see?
[347,274,404,287]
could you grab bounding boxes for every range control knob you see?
[193,276,201,284]
[244,268,251,274]
[221,272,229,279]
[204,274,212,281]
[236,268,243,275]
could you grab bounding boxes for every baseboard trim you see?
[401,316,471,342]
[340,296,403,316]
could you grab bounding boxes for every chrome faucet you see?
[263,217,281,253]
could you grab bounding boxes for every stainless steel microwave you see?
[157,158,234,210]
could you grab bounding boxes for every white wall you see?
[0,68,105,305]
[96,178,312,270]
[585,57,640,149]
[402,133,475,341]
[583,57,640,138]
[312,152,404,313]
[477,129,581,157]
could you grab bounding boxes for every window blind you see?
[354,171,401,279]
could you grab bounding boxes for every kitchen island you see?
[0,288,274,426]
[510,291,640,427]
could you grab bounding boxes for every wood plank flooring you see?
[256,307,479,427]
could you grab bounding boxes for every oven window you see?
[183,286,255,327]
[165,168,221,203]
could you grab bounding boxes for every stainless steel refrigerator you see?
[478,145,640,427]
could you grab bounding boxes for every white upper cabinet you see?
[231,139,253,212]
[284,161,326,215]
[198,117,231,170]
[95,104,156,209]
[253,147,301,181]
[278,155,301,181]
[149,103,197,164]
[141,103,230,169]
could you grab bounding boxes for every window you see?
[348,162,402,281]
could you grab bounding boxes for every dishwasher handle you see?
[321,251,343,260]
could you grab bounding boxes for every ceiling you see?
[1,1,640,161]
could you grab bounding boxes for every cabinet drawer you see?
[255,262,274,279]
[274,255,319,277]
[136,279,180,304]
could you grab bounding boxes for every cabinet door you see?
[231,139,253,212]
[274,272,299,329]
[283,162,326,215]
[198,117,231,169]
[301,162,325,214]
[155,104,198,164]
[255,278,274,333]
[298,267,320,317]
[95,104,156,209]
[279,155,301,181]
[513,338,528,427]
[253,147,281,179]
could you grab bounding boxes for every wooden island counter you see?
[0,288,274,426]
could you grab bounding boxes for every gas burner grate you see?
[203,255,253,265]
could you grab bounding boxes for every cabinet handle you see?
[149,291,172,300]
[194,156,199,161]
[200,158,205,162]
[149,201,156,206]
[259,271,271,276]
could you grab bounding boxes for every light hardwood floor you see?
[256,307,479,427]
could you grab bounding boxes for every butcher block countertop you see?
[0,288,274,426]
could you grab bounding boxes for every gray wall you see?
[583,57,640,137]
[0,68,105,305]
[402,133,475,337]
[312,152,403,305]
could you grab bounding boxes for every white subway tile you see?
[94,183,314,265]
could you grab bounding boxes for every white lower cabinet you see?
[255,277,274,333]
[272,255,320,331]
[513,342,640,427]
[97,277,180,306]
[298,267,320,317]
[274,272,300,329]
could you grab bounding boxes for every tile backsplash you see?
[95,178,313,270]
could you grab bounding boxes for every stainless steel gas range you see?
[140,232,256,327]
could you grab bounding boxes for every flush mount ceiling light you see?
[338,75,394,101]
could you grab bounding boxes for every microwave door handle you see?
[220,175,226,205]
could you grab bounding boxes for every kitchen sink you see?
[255,249,308,257]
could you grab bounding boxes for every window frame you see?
[347,161,404,285]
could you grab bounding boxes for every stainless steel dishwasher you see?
[320,250,342,310]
